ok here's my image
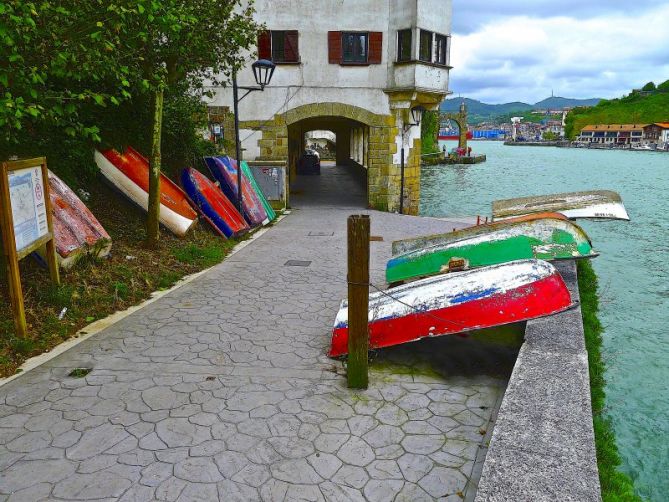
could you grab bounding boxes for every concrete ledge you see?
[475,260,602,501]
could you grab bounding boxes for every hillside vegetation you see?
[441,96,601,125]
[565,81,669,138]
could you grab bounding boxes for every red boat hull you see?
[48,171,111,266]
[329,270,571,357]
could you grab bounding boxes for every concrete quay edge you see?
[474,260,602,501]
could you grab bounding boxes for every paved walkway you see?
[0,165,517,501]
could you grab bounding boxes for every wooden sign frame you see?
[0,157,60,337]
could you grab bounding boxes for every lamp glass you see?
[252,59,276,87]
[411,105,426,125]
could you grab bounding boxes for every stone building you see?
[208,0,452,214]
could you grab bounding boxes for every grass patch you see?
[578,260,643,501]
[0,180,251,377]
[68,368,92,378]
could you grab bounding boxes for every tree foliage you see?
[420,110,440,154]
[1,1,134,143]
[641,81,656,92]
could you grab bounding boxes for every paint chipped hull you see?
[329,259,573,357]
[204,156,269,227]
[492,190,630,221]
[392,212,568,256]
[181,168,249,238]
[47,171,112,269]
[387,217,596,283]
[94,148,198,236]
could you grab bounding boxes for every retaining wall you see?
[475,260,602,501]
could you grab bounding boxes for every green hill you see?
[441,96,601,125]
[565,84,669,138]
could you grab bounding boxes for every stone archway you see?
[440,102,468,149]
[237,102,407,213]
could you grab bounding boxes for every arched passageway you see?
[287,115,369,208]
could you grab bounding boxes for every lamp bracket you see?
[237,86,264,102]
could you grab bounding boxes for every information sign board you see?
[1,157,59,337]
[8,165,49,253]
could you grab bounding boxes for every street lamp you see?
[232,59,276,213]
[399,105,425,214]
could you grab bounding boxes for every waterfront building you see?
[206,0,452,214]
[643,123,669,147]
[577,124,647,145]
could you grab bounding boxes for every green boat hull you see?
[387,223,596,283]
[241,160,276,221]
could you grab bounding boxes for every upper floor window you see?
[342,32,368,63]
[328,31,382,65]
[258,30,299,63]
[397,29,412,62]
[419,30,433,62]
[435,34,449,66]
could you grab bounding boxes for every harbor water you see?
[423,141,668,501]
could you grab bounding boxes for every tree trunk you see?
[146,87,164,247]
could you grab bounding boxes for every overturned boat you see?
[387,216,596,283]
[181,168,249,238]
[492,190,630,221]
[392,212,568,256]
[47,171,112,269]
[329,259,573,357]
[95,148,198,236]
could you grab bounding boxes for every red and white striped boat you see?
[329,259,573,357]
[94,147,198,236]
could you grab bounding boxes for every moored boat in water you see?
[47,170,112,269]
[387,216,596,283]
[204,156,269,227]
[180,168,249,238]
[329,259,574,357]
[492,190,630,221]
[94,147,198,236]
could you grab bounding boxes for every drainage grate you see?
[284,260,312,267]
[308,231,335,236]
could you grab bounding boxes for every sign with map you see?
[1,157,59,338]
[8,165,49,252]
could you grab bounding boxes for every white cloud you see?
[450,4,669,103]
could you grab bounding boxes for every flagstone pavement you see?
[0,165,519,501]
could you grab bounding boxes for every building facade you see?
[207,0,452,214]
[577,124,646,145]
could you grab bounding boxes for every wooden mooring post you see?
[347,214,370,389]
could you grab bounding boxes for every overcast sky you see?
[449,0,669,104]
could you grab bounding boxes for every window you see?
[342,32,368,63]
[328,32,382,65]
[258,30,299,63]
[435,34,449,65]
[397,29,412,62]
[419,30,432,62]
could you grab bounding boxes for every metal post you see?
[232,69,243,214]
[399,145,405,214]
[347,214,370,389]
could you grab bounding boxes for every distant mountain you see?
[440,96,602,124]
[533,96,601,109]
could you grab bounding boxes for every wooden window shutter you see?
[368,32,383,64]
[258,30,271,60]
[284,30,299,62]
[328,31,342,64]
